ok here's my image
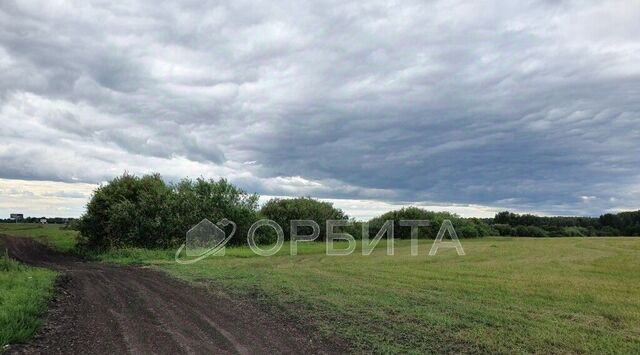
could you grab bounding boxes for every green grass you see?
[97,237,640,354]
[0,224,65,350]
[0,224,78,252]
[0,251,57,350]
[95,239,358,265]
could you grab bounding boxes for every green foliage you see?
[368,207,494,239]
[259,197,348,241]
[62,218,81,231]
[78,173,174,248]
[600,211,640,236]
[493,210,640,236]
[597,226,622,236]
[168,178,259,246]
[75,173,640,251]
[514,225,548,237]
[492,223,514,236]
[78,173,259,249]
[493,224,590,237]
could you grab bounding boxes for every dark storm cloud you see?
[0,0,639,216]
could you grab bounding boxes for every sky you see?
[1,0,639,219]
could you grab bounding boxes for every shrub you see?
[78,173,175,249]
[63,218,81,230]
[78,174,259,249]
[167,178,259,245]
[259,197,348,240]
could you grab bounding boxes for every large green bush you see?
[78,174,174,248]
[167,178,259,246]
[259,197,348,240]
[78,174,259,249]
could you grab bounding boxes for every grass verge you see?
[0,251,57,350]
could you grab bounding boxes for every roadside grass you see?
[0,251,57,350]
[98,237,640,354]
[0,224,78,252]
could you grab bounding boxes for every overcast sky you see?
[1,0,639,219]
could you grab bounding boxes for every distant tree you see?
[493,210,640,236]
[368,207,494,239]
[514,225,548,237]
[259,197,348,240]
[167,177,259,245]
[492,224,514,236]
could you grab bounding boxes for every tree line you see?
[491,211,640,237]
[0,217,73,224]
[16,173,639,250]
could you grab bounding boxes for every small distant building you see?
[40,218,48,224]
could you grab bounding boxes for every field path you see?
[1,236,339,355]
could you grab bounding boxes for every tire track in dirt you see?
[1,236,342,354]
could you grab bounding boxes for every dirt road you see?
[1,236,341,354]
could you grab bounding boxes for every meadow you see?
[2,224,640,353]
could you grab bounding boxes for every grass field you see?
[3,224,640,353]
[0,224,78,252]
[0,251,57,350]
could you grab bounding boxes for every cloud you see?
[0,178,97,217]
[0,0,639,217]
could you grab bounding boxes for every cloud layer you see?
[1,0,639,217]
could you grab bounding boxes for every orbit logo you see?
[175,218,236,264]
[175,218,464,264]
